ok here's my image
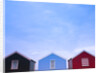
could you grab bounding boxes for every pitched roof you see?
[69,51,95,60]
[39,53,66,61]
[5,51,36,63]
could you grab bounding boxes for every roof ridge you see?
[5,51,31,61]
[69,50,95,60]
[39,53,66,61]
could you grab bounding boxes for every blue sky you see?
[5,0,95,70]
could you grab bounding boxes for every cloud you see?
[5,35,95,70]
[73,46,95,56]
[44,10,54,14]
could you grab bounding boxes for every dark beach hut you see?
[5,51,36,72]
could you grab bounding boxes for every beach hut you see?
[38,53,66,71]
[5,51,36,72]
[68,51,95,69]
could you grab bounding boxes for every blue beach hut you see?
[38,53,66,71]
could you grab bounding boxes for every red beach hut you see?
[68,51,95,69]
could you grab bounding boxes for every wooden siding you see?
[68,51,95,69]
[5,52,35,72]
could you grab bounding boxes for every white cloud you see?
[73,46,95,56]
[5,36,95,70]
[44,10,54,14]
